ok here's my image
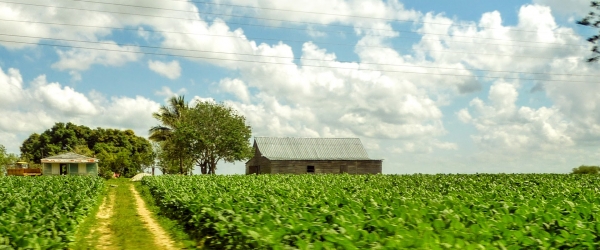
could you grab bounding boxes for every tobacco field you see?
[0,176,104,249]
[143,174,600,249]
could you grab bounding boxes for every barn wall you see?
[268,160,382,174]
[245,146,272,174]
[246,156,271,174]
[355,160,383,174]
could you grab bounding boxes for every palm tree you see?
[149,96,189,174]
[149,96,188,141]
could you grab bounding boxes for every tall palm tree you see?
[149,96,189,174]
[149,96,188,141]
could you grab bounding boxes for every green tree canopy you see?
[149,96,253,174]
[0,144,19,176]
[149,96,193,174]
[20,122,154,177]
[181,100,253,174]
[572,165,600,174]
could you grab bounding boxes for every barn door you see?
[249,166,260,174]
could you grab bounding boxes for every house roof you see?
[254,137,376,161]
[41,152,99,163]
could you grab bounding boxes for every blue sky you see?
[1,0,599,174]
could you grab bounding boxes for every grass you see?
[134,180,196,249]
[72,177,190,249]
[108,178,162,249]
[70,183,107,250]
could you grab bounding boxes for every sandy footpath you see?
[130,184,178,250]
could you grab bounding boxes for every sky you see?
[1,0,599,174]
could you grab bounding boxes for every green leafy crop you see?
[0,176,104,249]
[143,174,600,249]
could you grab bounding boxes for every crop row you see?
[143,174,600,249]
[0,176,104,249]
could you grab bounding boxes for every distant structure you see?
[246,137,382,174]
[41,152,99,176]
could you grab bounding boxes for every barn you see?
[41,152,99,176]
[246,137,382,174]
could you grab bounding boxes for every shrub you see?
[98,167,114,180]
[572,165,600,174]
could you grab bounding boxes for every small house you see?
[41,152,99,176]
[246,137,382,174]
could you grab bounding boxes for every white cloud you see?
[30,75,98,116]
[533,0,589,16]
[52,42,141,71]
[213,0,421,35]
[3,0,600,173]
[463,81,573,152]
[0,66,161,152]
[456,109,472,123]
[69,71,82,82]
[155,86,187,103]
[137,27,151,40]
[0,67,24,106]
[390,140,457,154]
[219,78,250,103]
[148,60,182,80]
[0,0,204,72]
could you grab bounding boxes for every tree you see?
[149,96,193,174]
[149,96,253,174]
[0,144,18,176]
[180,100,253,174]
[578,2,600,62]
[20,122,93,163]
[20,122,154,177]
[572,165,600,174]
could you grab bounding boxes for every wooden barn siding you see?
[245,145,382,174]
[268,160,382,174]
[245,155,272,174]
[246,150,271,174]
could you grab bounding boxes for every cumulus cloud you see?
[532,0,590,16]
[155,86,187,103]
[148,60,182,80]
[219,78,250,103]
[207,36,459,158]
[0,66,160,152]
[30,75,98,116]
[462,81,573,152]
[390,140,457,154]
[4,0,600,173]
[212,0,421,34]
[52,43,141,71]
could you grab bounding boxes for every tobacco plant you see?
[0,176,104,249]
[143,174,600,249]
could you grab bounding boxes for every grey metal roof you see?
[254,137,373,160]
[41,152,99,163]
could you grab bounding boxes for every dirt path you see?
[78,179,180,250]
[130,184,178,250]
[92,189,117,250]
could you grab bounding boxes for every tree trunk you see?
[179,156,183,175]
[209,157,217,175]
[200,161,208,174]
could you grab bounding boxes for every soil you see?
[130,184,178,250]
[92,191,117,250]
